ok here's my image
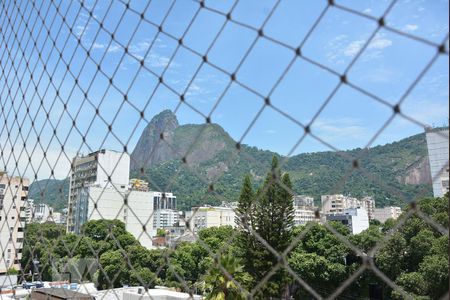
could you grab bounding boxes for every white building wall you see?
[87,185,126,223]
[96,150,130,185]
[426,129,449,197]
[125,190,155,249]
[348,208,369,234]
[86,186,155,248]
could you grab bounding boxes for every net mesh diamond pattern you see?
[0,0,448,299]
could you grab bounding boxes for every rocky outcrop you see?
[130,110,179,170]
[130,110,235,170]
[397,157,432,185]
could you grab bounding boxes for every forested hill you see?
[30,110,436,211]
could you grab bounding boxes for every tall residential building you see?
[373,206,402,223]
[293,195,316,226]
[0,172,28,274]
[326,208,369,234]
[67,150,130,233]
[186,206,236,233]
[152,192,178,229]
[425,128,449,197]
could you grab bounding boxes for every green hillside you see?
[28,178,69,211]
[30,111,436,212]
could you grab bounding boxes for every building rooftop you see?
[31,288,94,299]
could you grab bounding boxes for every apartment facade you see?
[321,194,375,221]
[326,208,369,234]
[373,206,402,223]
[0,172,28,274]
[67,150,130,233]
[293,195,316,225]
[153,209,180,229]
[321,194,360,214]
[425,128,449,197]
[186,206,236,233]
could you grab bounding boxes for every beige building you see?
[321,194,359,214]
[0,172,28,274]
[186,206,236,233]
[373,206,402,223]
[321,194,376,221]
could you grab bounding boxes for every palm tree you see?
[203,253,250,300]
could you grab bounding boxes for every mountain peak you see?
[151,109,179,127]
[130,110,179,169]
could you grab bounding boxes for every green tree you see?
[241,156,295,298]
[235,174,254,230]
[203,254,250,300]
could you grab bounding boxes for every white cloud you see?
[368,37,392,50]
[107,43,121,53]
[91,42,106,50]
[402,24,419,32]
[313,118,369,143]
[343,40,365,57]
[343,34,393,64]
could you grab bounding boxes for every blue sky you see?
[0,0,448,180]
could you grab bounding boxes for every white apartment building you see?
[186,206,236,233]
[80,183,156,248]
[0,172,28,274]
[25,200,53,223]
[425,128,449,197]
[67,150,130,233]
[153,209,180,229]
[293,195,316,226]
[326,207,369,234]
[321,194,375,221]
[293,208,316,226]
[373,206,402,223]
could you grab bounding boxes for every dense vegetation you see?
[21,160,448,299]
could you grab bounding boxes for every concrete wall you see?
[96,150,130,185]
[426,129,449,197]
